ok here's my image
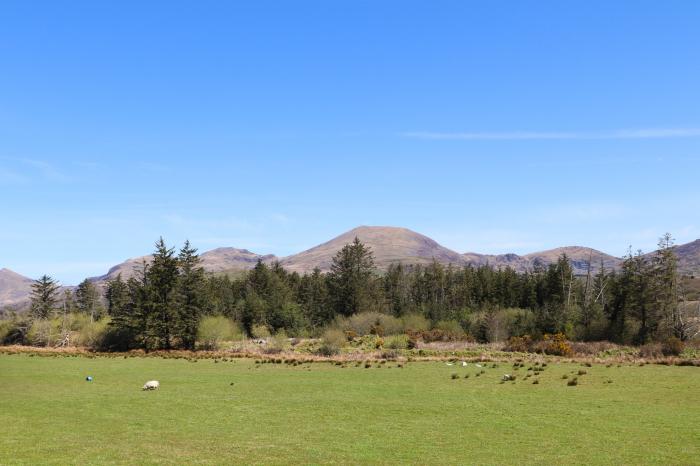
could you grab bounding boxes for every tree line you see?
[21,234,698,350]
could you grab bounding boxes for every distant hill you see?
[92,248,278,283]
[0,268,34,309]
[461,252,528,271]
[92,255,153,283]
[672,239,700,276]
[279,226,467,273]
[3,226,700,309]
[523,246,622,275]
[462,247,621,275]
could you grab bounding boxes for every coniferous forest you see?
[4,233,697,352]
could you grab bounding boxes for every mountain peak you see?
[280,226,464,273]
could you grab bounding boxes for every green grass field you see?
[1,354,698,465]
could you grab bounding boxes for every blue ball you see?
[86,376,93,382]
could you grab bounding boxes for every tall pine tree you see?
[30,275,60,319]
[175,240,205,350]
[328,237,378,316]
[146,238,179,350]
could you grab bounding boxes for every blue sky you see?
[1,1,699,284]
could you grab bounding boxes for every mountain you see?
[280,226,467,273]
[92,247,278,283]
[0,268,34,309]
[3,227,700,309]
[671,239,700,276]
[199,248,278,273]
[523,246,623,275]
[92,255,153,282]
[462,247,621,275]
[462,252,529,271]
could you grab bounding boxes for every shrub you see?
[74,318,110,349]
[335,312,404,336]
[323,328,347,347]
[639,343,663,358]
[316,328,346,356]
[410,327,468,343]
[434,319,463,334]
[263,331,290,354]
[197,316,240,350]
[569,340,619,356]
[27,319,59,347]
[401,313,430,332]
[505,335,533,353]
[385,334,409,350]
[407,335,418,349]
[251,324,271,339]
[662,337,685,356]
[0,319,19,344]
[376,314,404,336]
[369,322,385,337]
[315,343,339,356]
[540,333,573,357]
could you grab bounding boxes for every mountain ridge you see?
[3,226,700,309]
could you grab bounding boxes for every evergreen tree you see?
[146,238,179,349]
[383,263,413,317]
[106,274,129,318]
[653,233,681,338]
[125,264,150,349]
[328,237,378,316]
[106,265,149,350]
[629,250,655,344]
[299,267,331,327]
[30,275,60,319]
[75,279,102,321]
[175,240,205,350]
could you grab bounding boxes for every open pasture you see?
[1,354,698,465]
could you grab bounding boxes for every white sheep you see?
[461,361,468,367]
[142,380,160,390]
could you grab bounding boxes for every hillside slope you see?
[93,248,278,282]
[280,226,467,273]
[0,268,34,309]
[3,229,700,309]
[524,246,622,275]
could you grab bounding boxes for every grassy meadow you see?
[1,354,699,465]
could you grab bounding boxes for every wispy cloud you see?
[0,157,70,182]
[0,167,28,185]
[401,127,700,140]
